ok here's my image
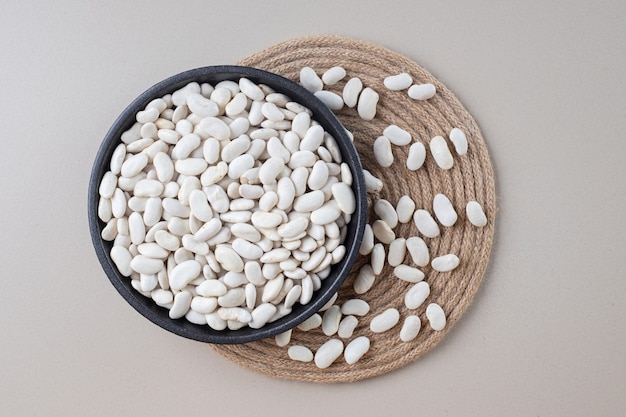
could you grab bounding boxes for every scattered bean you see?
[466,201,487,227]
[408,83,436,100]
[314,339,344,369]
[431,254,460,272]
[344,336,370,365]
[383,73,412,91]
[426,303,446,331]
[370,308,400,333]
[400,316,421,342]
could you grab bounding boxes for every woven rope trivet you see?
[210,35,496,383]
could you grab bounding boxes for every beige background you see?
[1,1,625,416]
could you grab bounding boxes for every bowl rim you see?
[88,65,367,344]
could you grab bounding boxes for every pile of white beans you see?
[275,66,489,369]
[97,77,357,331]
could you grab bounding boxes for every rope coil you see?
[210,35,496,383]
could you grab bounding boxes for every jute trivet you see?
[210,35,496,383]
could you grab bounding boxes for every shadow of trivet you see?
[210,35,497,383]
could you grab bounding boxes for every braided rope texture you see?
[210,35,497,383]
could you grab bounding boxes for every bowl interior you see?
[88,65,367,344]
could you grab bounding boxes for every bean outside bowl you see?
[88,65,367,344]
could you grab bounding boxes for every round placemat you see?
[210,35,496,383]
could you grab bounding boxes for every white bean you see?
[394,264,425,283]
[288,345,314,362]
[221,135,251,163]
[261,101,284,121]
[308,160,329,190]
[293,190,325,212]
[259,157,285,185]
[400,315,421,342]
[371,243,385,275]
[404,281,430,310]
[396,195,415,224]
[169,291,192,319]
[299,67,323,93]
[239,77,265,101]
[426,303,446,331]
[372,220,395,244]
[374,199,398,229]
[341,299,370,316]
[466,201,487,227]
[218,307,251,323]
[310,201,341,225]
[171,133,201,160]
[153,152,174,183]
[431,254,460,272]
[261,274,284,302]
[370,308,400,333]
[99,171,117,199]
[449,127,468,155]
[204,185,230,213]
[342,77,363,108]
[314,90,344,110]
[408,83,436,100]
[429,136,453,170]
[384,73,412,91]
[110,246,133,276]
[130,255,163,275]
[175,158,208,176]
[337,315,358,339]
[353,264,375,294]
[383,125,412,146]
[109,144,126,175]
[321,66,346,85]
[406,142,426,171]
[128,212,146,245]
[363,169,383,193]
[433,193,458,227]
[152,289,174,306]
[277,217,309,239]
[190,296,218,314]
[322,305,342,336]
[275,329,292,347]
[283,285,302,309]
[248,303,277,328]
[299,125,325,152]
[187,93,219,117]
[169,260,201,291]
[194,218,222,242]
[217,288,246,308]
[413,210,440,238]
[291,112,310,139]
[314,339,344,369]
[406,236,429,267]
[231,238,263,260]
[197,117,230,141]
[154,230,180,252]
[359,224,374,255]
[203,138,220,164]
[388,238,406,267]
[357,87,379,121]
[344,336,370,365]
[373,136,393,167]
[206,312,227,330]
[297,313,322,331]
[189,189,213,222]
[214,245,244,272]
[196,279,227,297]
[121,153,148,178]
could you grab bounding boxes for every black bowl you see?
[88,65,367,344]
